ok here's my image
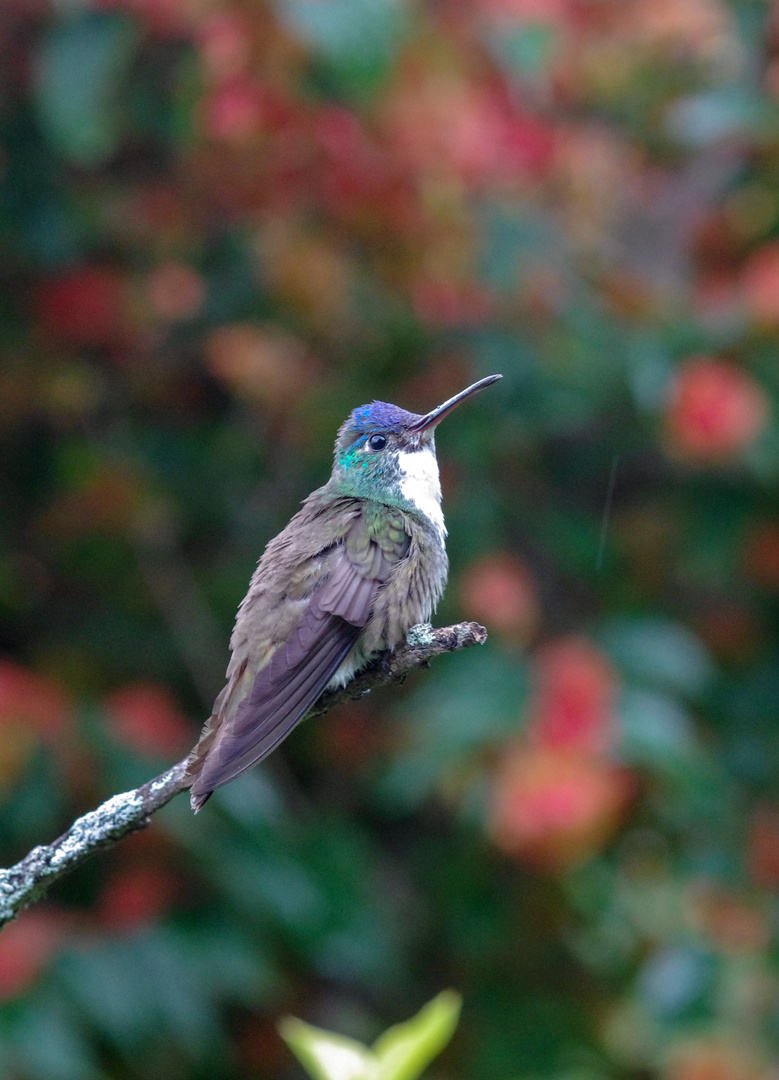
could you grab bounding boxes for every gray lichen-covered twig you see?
[0,621,487,929]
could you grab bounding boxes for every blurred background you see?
[1,0,779,1077]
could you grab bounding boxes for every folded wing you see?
[188,509,410,810]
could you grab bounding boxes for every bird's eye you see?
[368,433,387,451]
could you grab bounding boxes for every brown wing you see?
[188,510,410,811]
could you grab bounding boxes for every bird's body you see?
[186,376,500,811]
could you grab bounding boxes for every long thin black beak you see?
[409,374,502,432]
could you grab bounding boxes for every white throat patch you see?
[396,447,446,537]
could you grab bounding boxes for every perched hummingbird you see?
[186,374,502,811]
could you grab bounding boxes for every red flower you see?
[528,636,617,755]
[665,357,770,462]
[459,553,539,643]
[315,702,387,772]
[36,266,127,349]
[741,240,779,325]
[315,105,417,234]
[478,0,569,25]
[743,523,779,589]
[0,910,64,1000]
[200,76,269,142]
[197,12,252,81]
[488,744,632,871]
[0,661,69,739]
[145,262,205,323]
[386,75,554,186]
[105,682,192,758]
[688,883,771,953]
[663,1034,772,1080]
[204,323,313,411]
[98,863,179,930]
[0,661,70,793]
[747,804,779,891]
[410,276,492,328]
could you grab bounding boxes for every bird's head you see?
[329,375,501,528]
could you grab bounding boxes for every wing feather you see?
[319,554,380,625]
[187,503,412,811]
[190,599,359,808]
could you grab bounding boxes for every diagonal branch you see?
[0,621,487,928]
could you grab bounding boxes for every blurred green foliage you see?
[2,0,779,1078]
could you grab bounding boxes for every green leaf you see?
[9,997,100,1080]
[275,0,406,62]
[666,87,775,148]
[377,647,528,808]
[372,991,462,1080]
[278,1018,375,1080]
[595,616,714,699]
[618,688,698,768]
[34,13,140,166]
[279,991,462,1080]
[273,0,408,96]
[487,23,559,80]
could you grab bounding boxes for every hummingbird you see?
[186,374,502,811]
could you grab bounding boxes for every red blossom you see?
[527,636,618,755]
[689,883,772,953]
[98,863,179,930]
[200,76,272,142]
[488,744,632,870]
[663,1035,772,1080]
[145,262,205,323]
[410,276,493,327]
[743,523,779,589]
[478,0,569,25]
[459,553,539,643]
[196,12,253,81]
[386,75,554,187]
[36,266,128,349]
[741,240,779,325]
[315,106,416,232]
[693,271,740,326]
[695,603,763,664]
[316,702,387,771]
[665,357,770,462]
[747,804,779,891]
[0,660,69,739]
[105,682,193,758]
[0,910,64,1000]
[39,467,145,538]
[0,662,69,791]
[204,323,313,410]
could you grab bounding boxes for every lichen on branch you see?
[0,621,487,928]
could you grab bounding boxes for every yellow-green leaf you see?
[372,991,462,1080]
[278,1016,377,1080]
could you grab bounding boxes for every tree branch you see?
[0,622,487,928]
